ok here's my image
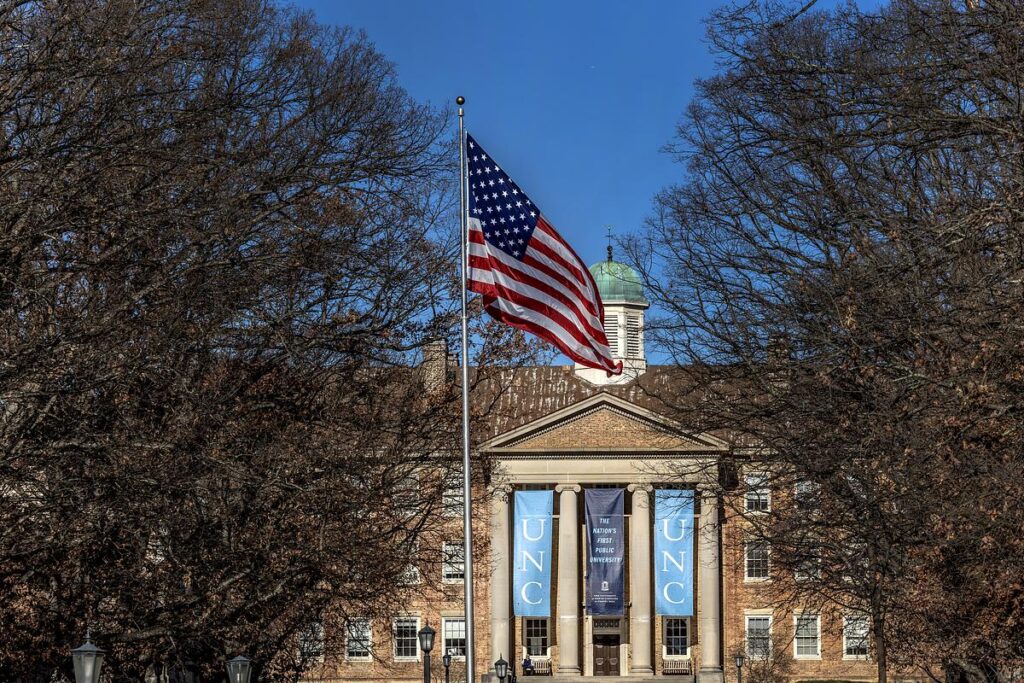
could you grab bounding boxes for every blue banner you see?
[654,489,694,616]
[586,488,625,615]
[513,490,553,616]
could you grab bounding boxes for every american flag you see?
[465,134,622,376]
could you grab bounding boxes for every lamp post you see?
[71,632,105,683]
[419,625,436,683]
[734,653,746,683]
[226,655,253,683]
[442,650,453,683]
[495,655,509,683]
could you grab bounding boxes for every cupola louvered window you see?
[603,313,619,355]
[625,313,641,357]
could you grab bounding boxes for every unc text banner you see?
[586,488,625,615]
[654,489,694,616]
[513,490,553,616]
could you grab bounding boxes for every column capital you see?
[490,484,513,501]
[698,485,721,500]
[627,483,653,494]
[555,483,581,493]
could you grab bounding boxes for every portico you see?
[482,393,729,682]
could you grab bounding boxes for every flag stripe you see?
[481,297,611,370]
[470,282,604,366]
[464,134,622,376]
[468,247,618,371]
[469,252,611,352]
[469,226,605,334]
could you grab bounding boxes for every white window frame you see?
[794,480,819,509]
[395,473,420,505]
[397,562,421,585]
[793,614,821,659]
[744,541,770,581]
[794,544,821,581]
[745,614,772,659]
[345,617,372,662]
[442,617,467,660]
[524,617,551,659]
[442,467,463,518]
[843,615,870,660]
[298,620,325,664]
[442,542,465,583]
[744,471,771,513]
[662,617,691,659]
[393,616,421,662]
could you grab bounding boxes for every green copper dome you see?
[589,258,648,306]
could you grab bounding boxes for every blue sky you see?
[294,0,879,363]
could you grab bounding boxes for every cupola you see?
[575,247,650,385]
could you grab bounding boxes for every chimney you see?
[421,339,449,394]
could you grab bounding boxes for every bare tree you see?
[0,0,515,680]
[628,1,1024,681]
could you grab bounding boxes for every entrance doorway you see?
[593,635,620,676]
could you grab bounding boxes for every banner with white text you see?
[513,490,553,616]
[585,488,625,615]
[654,489,694,616]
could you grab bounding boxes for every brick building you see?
[310,257,902,683]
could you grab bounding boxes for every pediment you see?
[481,393,728,454]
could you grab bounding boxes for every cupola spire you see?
[575,244,650,385]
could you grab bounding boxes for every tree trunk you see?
[873,602,888,683]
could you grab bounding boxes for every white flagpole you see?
[456,95,477,683]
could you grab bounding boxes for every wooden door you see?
[593,636,620,676]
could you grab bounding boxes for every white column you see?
[628,484,654,675]
[556,484,582,675]
[490,486,511,671]
[698,488,724,683]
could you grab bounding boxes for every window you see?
[442,468,463,517]
[795,480,819,509]
[397,563,421,585]
[443,617,467,658]
[524,618,549,657]
[345,618,372,661]
[844,615,870,659]
[442,542,465,583]
[794,545,820,581]
[746,615,771,658]
[298,621,325,663]
[794,614,820,658]
[625,313,641,357]
[392,473,420,519]
[394,617,420,660]
[745,541,770,580]
[603,313,619,355]
[745,472,770,512]
[664,618,689,658]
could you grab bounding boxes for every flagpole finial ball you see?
[456,96,465,105]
